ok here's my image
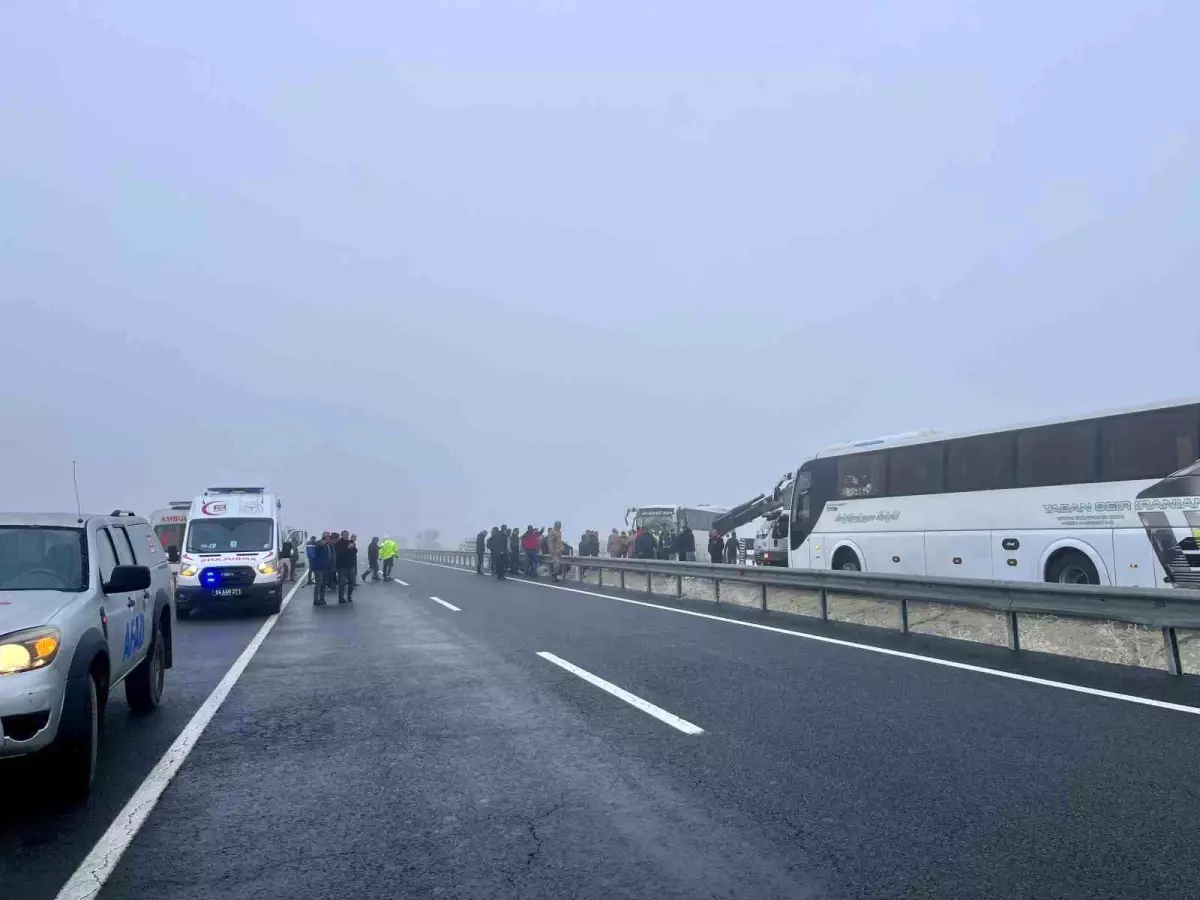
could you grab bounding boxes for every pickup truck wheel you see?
[125,617,165,713]
[55,673,99,802]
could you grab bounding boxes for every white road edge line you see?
[537,651,704,735]
[400,558,1200,717]
[430,595,461,612]
[55,579,306,900]
[394,579,409,586]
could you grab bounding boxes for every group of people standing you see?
[305,532,397,606]
[604,526,740,563]
[476,522,567,582]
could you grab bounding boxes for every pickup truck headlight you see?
[0,627,61,676]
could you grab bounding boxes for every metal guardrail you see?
[400,549,1200,675]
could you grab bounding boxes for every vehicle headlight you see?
[0,627,61,676]
[257,561,277,575]
[180,564,198,577]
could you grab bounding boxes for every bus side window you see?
[947,434,1016,492]
[1017,422,1097,488]
[888,442,945,496]
[837,453,888,499]
[1101,406,1200,481]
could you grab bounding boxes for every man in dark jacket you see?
[335,531,358,603]
[658,530,674,560]
[324,530,340,595]
[633,527,656,560]
[708,530,724,564]
[310,536,331,605]
[305,536,319,585]
[677,525,696,562]
[724,531,740,565]
[363,537,380,582]
[487,527,506,580]
[475,530,487,574]
[509,525,521,575]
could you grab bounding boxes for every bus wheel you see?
[1045,550,1099,586]
[833,548,861,572]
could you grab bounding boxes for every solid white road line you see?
[537,651,704,735]
[395,579,409,586]
[55,579,306,900]
[401,558,1200,718]
[430,596,461,612]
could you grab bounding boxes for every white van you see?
[148,501,191,576]
[175,487,286,618]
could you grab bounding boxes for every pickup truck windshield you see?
[0,526,86,591]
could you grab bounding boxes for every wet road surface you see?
[7,560,1200,900]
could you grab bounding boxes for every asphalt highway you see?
[6,560,1200,899]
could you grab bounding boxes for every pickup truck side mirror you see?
[104,564,152,594]
[166,546,180,564]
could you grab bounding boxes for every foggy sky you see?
[2,1,1197,545]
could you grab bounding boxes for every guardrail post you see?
[900,598,909,634]
[1006,612,1020,651]
[819,587,828,621]
[760,583,767,611]
[1163,627,1182,676]
[714,579,721,604]
[619,570,625,590]
[676,574,683,598]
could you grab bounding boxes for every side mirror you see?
[104,564,152,594]
[167,546,180,564]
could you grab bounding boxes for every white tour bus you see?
[626,505,728,541]
[786,398,1200,588]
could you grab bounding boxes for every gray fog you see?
[2,2,1197,545]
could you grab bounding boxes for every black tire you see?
[126,616,165,713]
[833,548,862,572]
[263,596,283,616]
[1046,550,1099,585]
[56,674,99,802]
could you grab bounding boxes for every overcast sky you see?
[2,1,1197,544]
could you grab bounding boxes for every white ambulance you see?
[148,501,191,575]
[175,487,286,618]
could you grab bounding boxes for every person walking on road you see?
[379,535,397,580]
[708,530,724,564]
[521,525,540,576]
[487,527,506,580]
[509,525,521,575]
[677,524,696,562]
[310,536,331,605]
[324,531,340,595]
[475,530,487,574]
[363,537,380,582]
[724,531,739,565]
[335,531,358,603]
[305,536,318,585]
[547,521,565,582]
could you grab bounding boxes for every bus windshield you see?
[635,511,675,532]
[1167,459,1200,478]
[186,518,274,553]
